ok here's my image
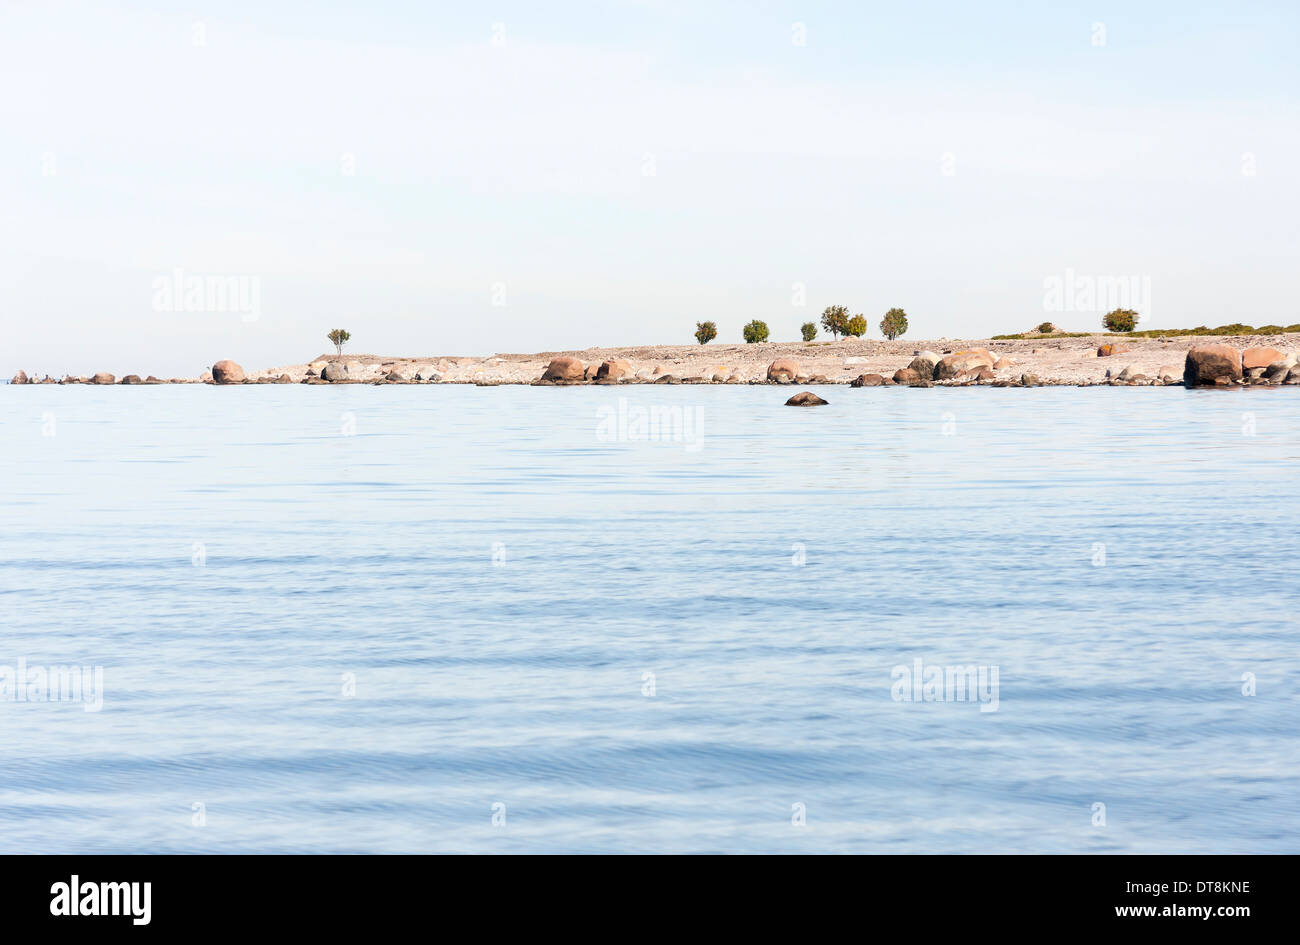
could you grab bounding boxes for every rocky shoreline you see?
[8,334,1298,389]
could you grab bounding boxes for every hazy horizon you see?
[4,1,1297,377]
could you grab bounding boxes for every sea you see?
[2,383,1296,852]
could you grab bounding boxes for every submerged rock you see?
[785,391,828,406]
[850,373,884,387]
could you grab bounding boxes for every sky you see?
[2,0,1297,377]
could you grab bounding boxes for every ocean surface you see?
[2,383,1297,853]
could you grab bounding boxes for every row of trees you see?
[695,307,910,345]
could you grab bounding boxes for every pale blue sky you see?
[2,1,1297,376]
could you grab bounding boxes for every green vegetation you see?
[1102,308,1139,332]
[846,314,867,337]
[800,322,817,341]
[820,305,850,339]
[991,323,1300,341]
[880,308,909,340]
[742,319,770,343]
[694,321,717,345]
[327,328,351,355]
[1037,321,1056,333]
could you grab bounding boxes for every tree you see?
[742,319,770,343]
[820,305,850,339]
[846,314,867,338]
[327,329,351,356]
[695,321,717,345]
[801,322,817,341]
[1103,308,1139,333]
[880,308,908,340]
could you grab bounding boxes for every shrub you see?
[1037,321,1056,333]
[880,308,908,340]
[820,305,850,339]
[801,322,817,341]
[327,328,351,355]
[695,321,717,345]
[1102,309,1139,332]
[742,320,770,344]
[846,314,867,337]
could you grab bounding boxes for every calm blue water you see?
[2,384,1297,853]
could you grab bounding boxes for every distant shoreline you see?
[7,333,1297,389]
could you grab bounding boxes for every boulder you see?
[276,374,294,383]
[892,367,922,385]
[1097,343,1131,357]
[1184,345,1242,387]
[541,356,585,383]
[767,359,800,383]
[120,374,143,385]
[91,372,115,385]
[993,357,1015,369]
[974,368,995,381]
[212,360,246,384]
[711,372,728,382]
[653,374,679,384]
[850,373,885,387]
[1263,362,1291,383]
[596,359,633,382]
[1242,347,1284,371]
[321,362,349,382]
[10,370,28,384]
[934,348,995,380]
[1020,373,1041,387]
[908,352,940,378]
[785,391,828,406]
[307,359,328,376]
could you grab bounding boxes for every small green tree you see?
[1103,308,1139,332]
[846,314,867,337]
[800,322,817,342]
[742,319,770,343]
[1037,321,1056,334]
[820,305,850,339]
[695,321,717,345]
[880,308,908,340]
[327,328,351,356]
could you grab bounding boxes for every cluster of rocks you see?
[1183,345,1299,387]
[9,370,199,385]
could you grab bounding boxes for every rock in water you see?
[1184,345,1242,387]
[850,373,884,387]
[91,373,115,385]
[785,391,828,406]
[767,359,800,383]
[212,360,246,384]
[10,370,28,384]
[541,357,585,383]
[892,367,921,385]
